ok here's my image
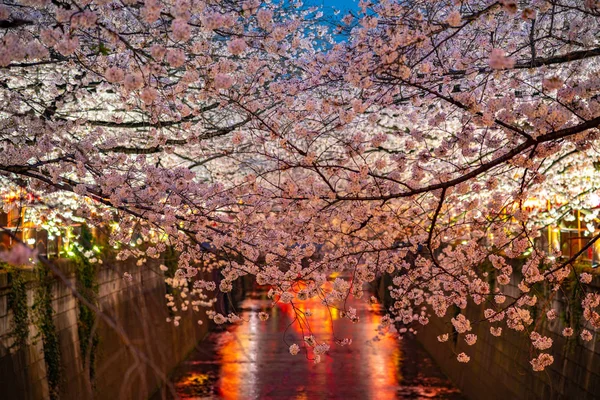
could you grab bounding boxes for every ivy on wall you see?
[6,266,29,351]
[33,263,61,400]
[561,275,585,353]
[2,224,103,398]
[164,245,179,317]
[164,245,179,277]
[74,224,100,387]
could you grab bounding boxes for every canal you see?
[154,291,465,400]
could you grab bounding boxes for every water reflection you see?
[165,291,464,400]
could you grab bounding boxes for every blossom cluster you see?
[0,0,599,374]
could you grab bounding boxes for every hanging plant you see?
[33,263,61,400]
[7,266,30,351]
[73,224,100,387]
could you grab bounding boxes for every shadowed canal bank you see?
[153,291,464,399]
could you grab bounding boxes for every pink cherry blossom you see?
[214,73,234,89]
[289,344,300,355]
[489,48,515,70]
[228,38,247,56]
[0,244,37,266]
[1,0,600,373]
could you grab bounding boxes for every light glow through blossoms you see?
[1,0,599,383]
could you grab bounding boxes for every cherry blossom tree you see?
[1,0,600,371]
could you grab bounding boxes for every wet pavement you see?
[156,291,465,400]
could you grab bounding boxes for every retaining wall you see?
[379,273,600,400]
[0,256,215,400]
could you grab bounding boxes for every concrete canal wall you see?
[383,273,600,400]
[0,255,223,400]
[2,246,597,400]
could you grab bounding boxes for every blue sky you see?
[307,0,359,14]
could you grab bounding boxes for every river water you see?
[156,291,465,400]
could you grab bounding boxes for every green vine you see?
[7,267,29,351]
[561,275,584,345]
[164,244,179,277]
[547,271,584,355]
[164,245,179,317]
[74,224,100,387]
[33,263,61,400]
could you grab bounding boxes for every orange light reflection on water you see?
[217,311,260,400]
[211,291,402,400]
